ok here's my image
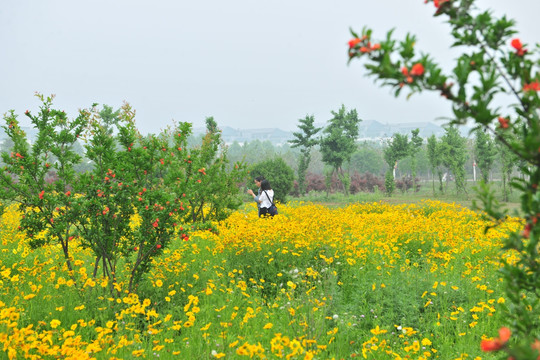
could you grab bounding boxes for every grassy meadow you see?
[0,199,522,359]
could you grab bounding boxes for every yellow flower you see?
[200,323,212,331]
[132,349,145,357]
[370,326,387,335]
[263,323,273,329]
[155,280,163,288]
[50,319,61,328]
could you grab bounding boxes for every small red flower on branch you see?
[348,38,361,48]
[39,190,44,200]
[511,38,527,56]
[410,63,425,76]
[523,223,532,238]
[523,81,540,92]
[498,117,510,129]
[481,327,511,352]
[433,0,450,9]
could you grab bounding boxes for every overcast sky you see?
[2,1,538,134]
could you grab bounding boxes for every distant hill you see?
[194,120,471,145]
[192,126,295,145]
[357,120,465,139]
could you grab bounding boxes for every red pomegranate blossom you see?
[348,38,361,48]
[433,0,450,9]
[498,117,509,129]
[410,63,425,76]
[510,38,527,56]
[523,81,540,92]
[481,327,511,352]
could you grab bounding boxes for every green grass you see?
[290,179,521,213]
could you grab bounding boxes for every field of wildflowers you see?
[0,200,521,359]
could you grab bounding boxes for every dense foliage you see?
[0,95,247,293]
[348,0,540,356]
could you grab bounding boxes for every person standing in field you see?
[247,176,264,217]
[257,179,277,217]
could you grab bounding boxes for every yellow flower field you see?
[0,200,521,359]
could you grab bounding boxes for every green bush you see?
[249,157,294,203]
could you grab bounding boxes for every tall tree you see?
[383,133,409,195]
[495,132,518,202]
[319,105,361,195]
[440,126,468,195]
[409,128,424,192]
[289,115,321,196]
[99,105,121,136]
[426,134,444,195]
[474,128,497,183]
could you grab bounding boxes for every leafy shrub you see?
[250,157,294,202]
[349,172,385,193]
[395,175,421,193]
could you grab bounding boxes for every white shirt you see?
[259,189,274,208]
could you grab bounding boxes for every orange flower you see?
[410,63,425,76]
[348,38,361,48]
[433,0,450,8]
[511,38,527,56]
[39,190,45,200]
[498,117,509,129]
[481,327,511,352]
[522,223,532,238]
[523,81,540,92]
[401,67,409,76]
[511,38,522,50]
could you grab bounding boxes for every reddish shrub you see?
[350,172,385,193]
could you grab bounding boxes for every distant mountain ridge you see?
[193,120,470,145]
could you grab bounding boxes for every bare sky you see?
[2,0,538,134]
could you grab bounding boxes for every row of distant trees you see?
[219,108,522,199]
[0,104,521,200]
